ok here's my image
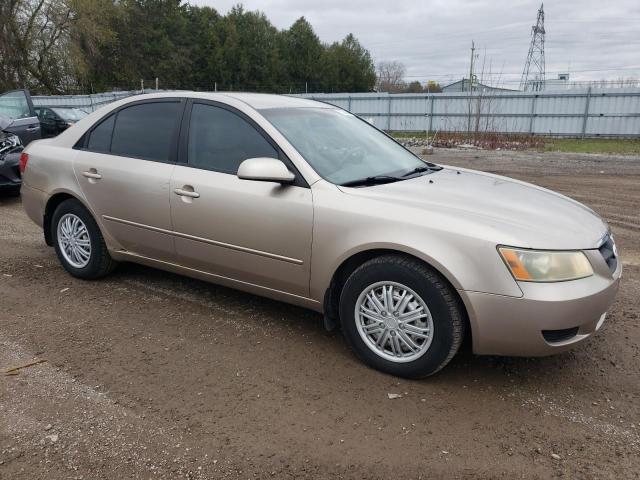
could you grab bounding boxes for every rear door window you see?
[110,102,180,162]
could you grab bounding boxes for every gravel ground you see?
[1,149,639,479]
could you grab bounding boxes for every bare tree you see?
[376,61,406,93]
[0,0,112,93]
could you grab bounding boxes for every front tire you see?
[339,255,464,378]
[51,199,116,279]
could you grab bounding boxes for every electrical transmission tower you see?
[520,3,546,91]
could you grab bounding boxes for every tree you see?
[320,34,376,92]
[425,80,442,93]
[279,17,322,92]
[0,0,114,93]
[0,0,378,94]
[405,81,424,93]
[376,61,406,93]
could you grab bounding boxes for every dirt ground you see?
[1,149,639,479]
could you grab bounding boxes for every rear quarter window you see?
[86,114,115,153]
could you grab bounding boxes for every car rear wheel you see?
[339,255,464,378]
[52,199,116,279]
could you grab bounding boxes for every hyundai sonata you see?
[20,92,621,377]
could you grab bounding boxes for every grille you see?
[542,326,580,343]
[598,234,617,274]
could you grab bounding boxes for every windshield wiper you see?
[340,175,403,187]
[401,165,442,177]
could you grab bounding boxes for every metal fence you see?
[299,88,640,137]
[30,87,640,137]
[32,91,139,112]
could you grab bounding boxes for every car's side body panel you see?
[170,165,314,297]
[73,151,177,262]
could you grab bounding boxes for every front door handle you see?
[174,187,200,198]
[82,170,102,180]
[26,125,40,132]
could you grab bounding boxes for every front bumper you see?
[460,248,621,357]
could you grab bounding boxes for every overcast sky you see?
[189,0,640,87]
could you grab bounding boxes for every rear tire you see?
[51,199,116,279]
[339,254,464,378]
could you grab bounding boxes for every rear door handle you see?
[174,188,200,198]
[25,125,40,132]
[82,170,102,180]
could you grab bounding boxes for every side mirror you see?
[237,158,295,184]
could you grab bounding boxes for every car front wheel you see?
[339,255,465,378]
[52,199,116,279]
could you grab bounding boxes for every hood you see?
[338,166,608,250]
[0,114,13,131]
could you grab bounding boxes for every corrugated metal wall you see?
[32,91,138,112]
[30,88,640,137]
[300,88,640,137]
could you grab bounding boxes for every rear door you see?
[0,90,41,144]
[73,98,185,261]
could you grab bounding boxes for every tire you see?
[339,254,464,378]
[51,199,116,279]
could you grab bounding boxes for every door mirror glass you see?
[237,158,295,184]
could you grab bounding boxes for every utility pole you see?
[467,40,475,134]
[468,40,475,93]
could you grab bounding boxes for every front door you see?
[73,99,184,262]
[170,101,313,297]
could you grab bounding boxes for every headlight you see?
[498,247,593,282]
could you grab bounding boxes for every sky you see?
[189,0,640,88]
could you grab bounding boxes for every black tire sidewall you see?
[51,199,107,279]
[340,258,458,378]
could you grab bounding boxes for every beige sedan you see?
[20,92,621,377]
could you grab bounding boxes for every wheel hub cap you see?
[57,213,91,269]
[355,281,434,363]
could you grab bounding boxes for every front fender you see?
[309,181,523,303]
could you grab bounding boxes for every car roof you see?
[129,91,332,110]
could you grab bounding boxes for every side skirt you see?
[111,250,324,313]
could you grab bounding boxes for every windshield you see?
[261,107,434,185]
[0,90,31,120]
[52,108,88,121]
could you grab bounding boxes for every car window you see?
[52,108,87,122]
[87,114,115,153]
[261,107,430,185]
[188,103,278,174]
[40,109,54,120]
[0,90,32,119]
[110,102,180,162]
